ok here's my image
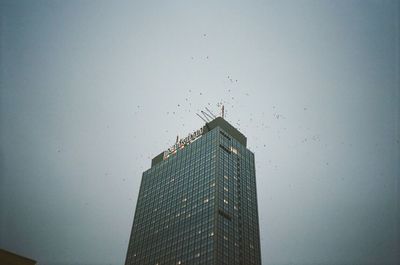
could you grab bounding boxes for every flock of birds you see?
[51,32,400,259]
[54,33,370,218]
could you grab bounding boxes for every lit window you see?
[182,198,187,202]
[224,187,228,192]
[177,261,182,265]
[210,182,215,187]
[210,232,214,236]
[224,199,228,204]
[195,253,200,258]
[224,175,229,180]
[204,198,209,203]
[224,235,228,240]
[230,147,238,154]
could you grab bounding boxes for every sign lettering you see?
[163,127,204,159]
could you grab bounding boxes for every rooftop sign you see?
[163,127,204,160]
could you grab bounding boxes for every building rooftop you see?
[151,117,246,167]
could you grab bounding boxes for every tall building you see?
[125,117,261,265]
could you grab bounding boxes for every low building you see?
[0,249,37,265]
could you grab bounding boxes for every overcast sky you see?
[1,1,399,265]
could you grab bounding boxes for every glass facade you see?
[125,119,261,265]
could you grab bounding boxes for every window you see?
[230,147,238,154]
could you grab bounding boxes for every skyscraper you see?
[125,117,261,265]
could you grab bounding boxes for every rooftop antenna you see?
[221,105,225,119]
[196,113,208,123]
[205,107,217,119]
[201,110,213,121]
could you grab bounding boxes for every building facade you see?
[125,117,261,265]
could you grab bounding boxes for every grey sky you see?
[1,1,399,264]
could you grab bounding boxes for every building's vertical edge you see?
[252,153,262,264]
[213,127,220,265]
[237,144,244,265]
[124,171,145,265]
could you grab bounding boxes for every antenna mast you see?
[196,113,208,123]
[205,107,217,119]
[197,105,224,123]
[201,110,213,121]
